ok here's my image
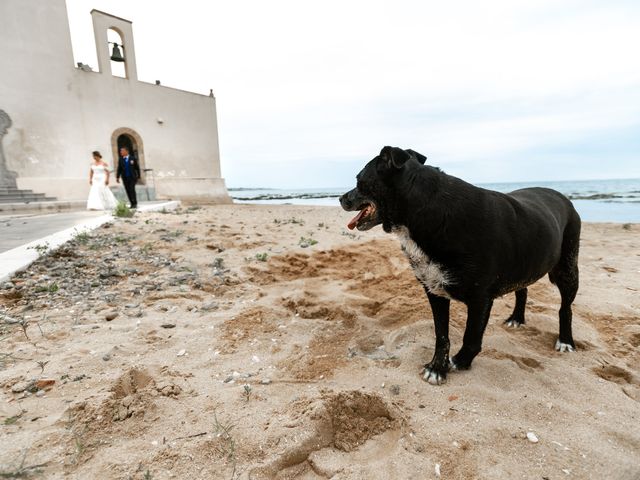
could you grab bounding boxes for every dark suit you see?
[116,154,141,208]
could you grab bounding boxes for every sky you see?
[65,0,640,188]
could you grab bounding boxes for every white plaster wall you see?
[0,0,85,180]
[0,0,230,202]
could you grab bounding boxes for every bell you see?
[110,43,125,62]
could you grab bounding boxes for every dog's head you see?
[340,146,427,232]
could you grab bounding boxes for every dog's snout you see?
[340,191,354,210]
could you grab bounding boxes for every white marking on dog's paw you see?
[506,319,522,328]
[555,339,575,352]
[448,358,459,371]
[423,368,446,385]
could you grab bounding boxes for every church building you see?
[0,0,231,203]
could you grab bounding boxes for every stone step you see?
[0,191,39,198]
[0,188,34,195]
[0,195,56,203]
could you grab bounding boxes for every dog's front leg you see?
[450,298,494,370]
[422,292,450,385]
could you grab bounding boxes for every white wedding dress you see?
[87,164,118,210]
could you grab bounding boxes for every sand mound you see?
[326,391,397,452]
[250,391,399,479]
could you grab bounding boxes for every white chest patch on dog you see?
[394,226,452,298]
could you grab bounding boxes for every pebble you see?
[176,349,186,357]
[224,371,242,383]
[102,353,112,361]
[105,311,118,321]
[260,379,272,385]
[201,301,218,311]
[160,323,176,329]
[35,390,45,397]
[527,431,539,443]
[435,463,441,477]
[11,381,31,393]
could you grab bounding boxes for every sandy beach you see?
[0,204,638,479]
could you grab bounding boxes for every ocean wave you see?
[231,192,342,201]
[567,193,640,200]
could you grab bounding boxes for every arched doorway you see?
[111,127,146,185]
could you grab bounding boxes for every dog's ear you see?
[405,149,427,164]
[379,146,412,170]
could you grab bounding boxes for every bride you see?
[87,151,118,211]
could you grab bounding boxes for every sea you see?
[230,178,640,223]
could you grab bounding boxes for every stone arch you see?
[111,127,146,184]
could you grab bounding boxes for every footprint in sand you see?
[483,349,544,371]
[592,364,639,386]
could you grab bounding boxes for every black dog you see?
[340,146,580,385]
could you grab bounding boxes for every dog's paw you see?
[449,354,473,371]
[555,339,576,353]
[505,318,523,328]
[422,367,447,385]
[449,357,460,371]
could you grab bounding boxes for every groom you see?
[116,146,141,209]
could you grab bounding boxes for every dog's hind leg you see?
[504,288,527,327]
[422,292,451,385]
[450,298,494,370]
[549,217,580,352]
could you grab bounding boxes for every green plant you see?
[213,410,237,479]
[274,217,305,226]
[28,242,50,257]
[212,257,225,269]
[73,230,90,245]
[0,450,46,478]
[113,201,134,218]
[242,384,252,402]
[74,436,85,461]
[36,360,49,374]
[298,236,318,248]
[35,281,59,294]
[255,252,268,262]
[4,411,23,426]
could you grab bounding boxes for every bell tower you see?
[90,9,138,81]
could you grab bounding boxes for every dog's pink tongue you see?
[347,209,366,230]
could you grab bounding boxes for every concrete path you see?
[0,210,104,253]
[0,201,179,283]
